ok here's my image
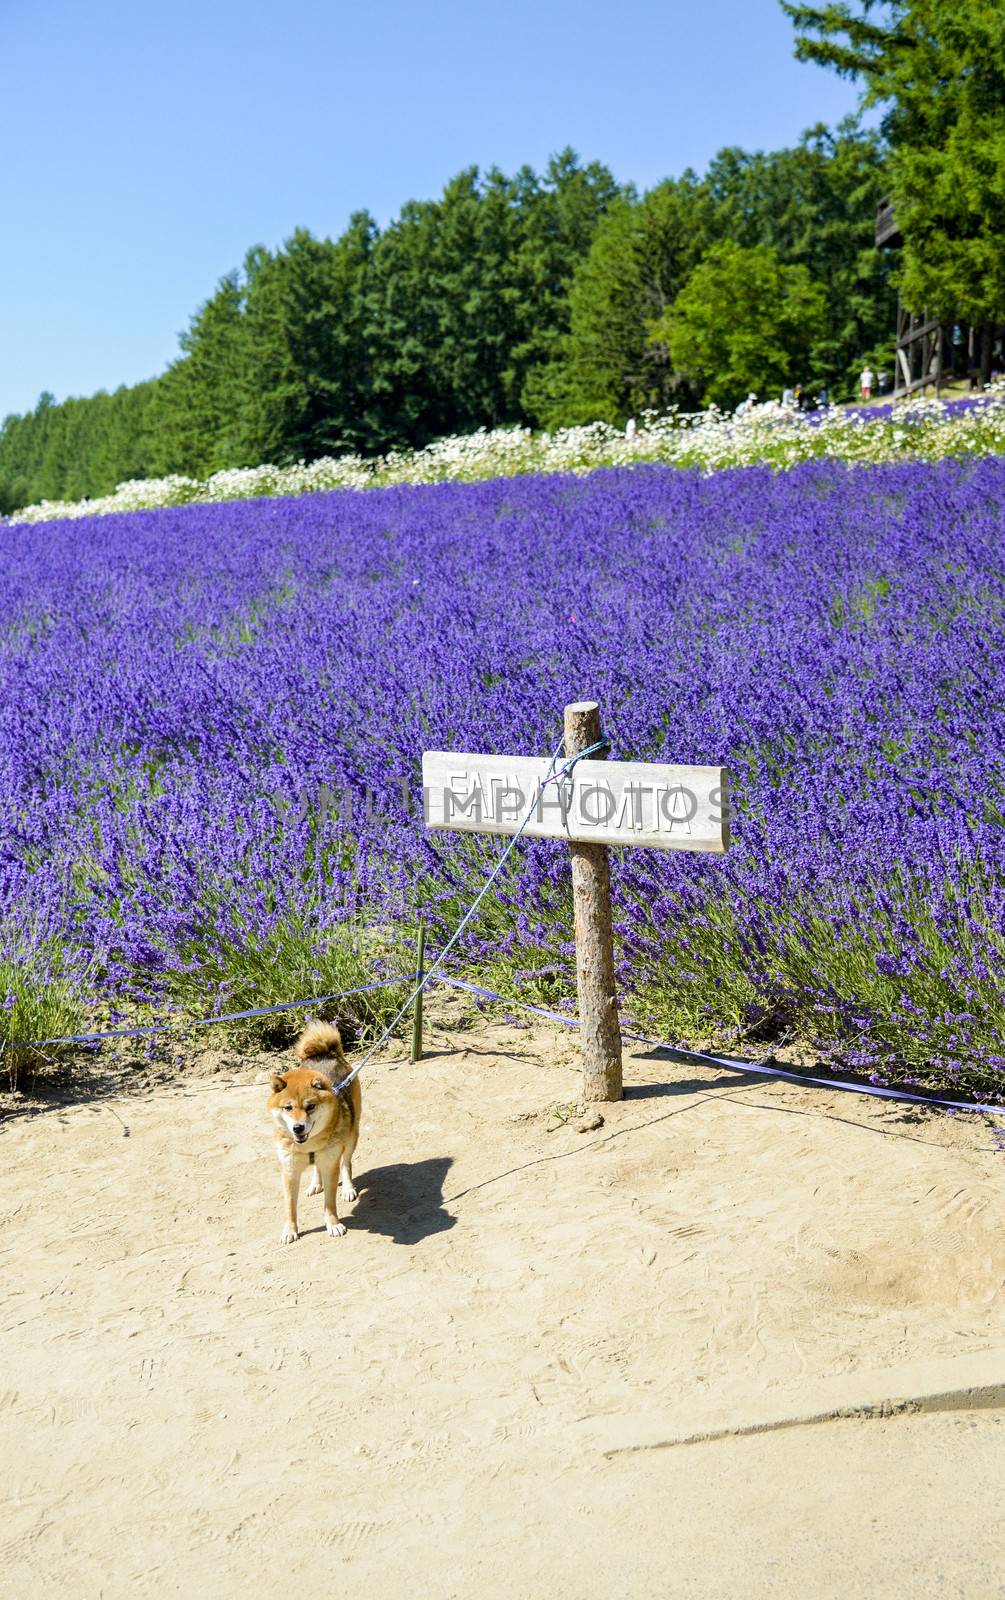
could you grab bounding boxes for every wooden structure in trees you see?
[876,197,1004,398]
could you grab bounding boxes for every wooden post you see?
[564,701,623,1102]
[410,917,426,1063]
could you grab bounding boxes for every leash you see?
[330,733,611,1095]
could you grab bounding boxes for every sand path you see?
[1,1017,1003,1597]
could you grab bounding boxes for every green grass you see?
[623,864,1005,1100]
[1,911,422,1088]
[6,821,1002,1108]
[0,949,90,1090]
[408,843,1005,1102]
[161,906,416,1049]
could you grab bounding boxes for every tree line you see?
[0,128,896,513]
[6,0,1002,515]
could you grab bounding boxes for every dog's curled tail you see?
[293,1020,347,1066]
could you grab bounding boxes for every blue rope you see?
[7,732,611,1066]
[431,975,1005,1118]
[6,975,418,1051]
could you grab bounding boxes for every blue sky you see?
[0,0,864,420]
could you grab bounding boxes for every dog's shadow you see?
[348,1157,456,1245]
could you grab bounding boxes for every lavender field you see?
[4,459,1005,1098]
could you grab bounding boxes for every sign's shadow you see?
[624,1046,766,1098]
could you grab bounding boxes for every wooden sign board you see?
[423,752,729,853]
[422,701,730,1104]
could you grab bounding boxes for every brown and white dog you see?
[267,1021,361,1244]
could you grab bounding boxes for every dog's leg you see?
[338,1148,358,1204]
[306,1155,322,1198]
[315,1150,346,1238]
[279,1159,303,1245]
[338,1117,360,1204]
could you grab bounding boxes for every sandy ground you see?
[2,1001,1004,1599]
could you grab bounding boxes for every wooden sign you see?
[423,753,729,852]
[423,701,731,1105]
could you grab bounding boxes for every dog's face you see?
[268,1068,334,1145]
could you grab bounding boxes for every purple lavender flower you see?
[1,457,1004,1097]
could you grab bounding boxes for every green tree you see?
[97,379,164,488]
[508,150,623,416]
[708,122,895,393]
[0,380,165,509]
[238,217,381,464]
[155,271,247,476]
[661,241,828,407]
[368,155,621,446]
[782,2,1005,356]
[3,153,620,501]
[528,176,720,426]
[366,197,444,447]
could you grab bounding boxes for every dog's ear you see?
[310,1075,332,1092]
[270,1074,287,1094]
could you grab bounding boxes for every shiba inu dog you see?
[267,1021,361,1244]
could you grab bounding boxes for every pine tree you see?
[782,2,1005,341]
[527,178,720,426]
[156,270,249,475]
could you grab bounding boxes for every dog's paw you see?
[325,1217,347,1238]
[306,1175,323,1197]
[339,1180,358,1203]
[279,1225,299,1245]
